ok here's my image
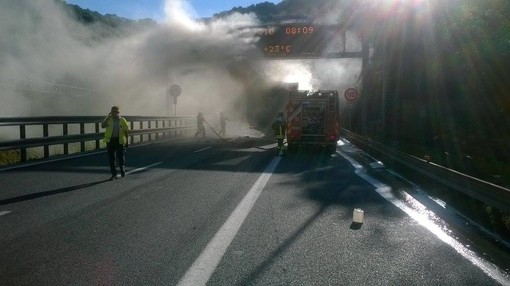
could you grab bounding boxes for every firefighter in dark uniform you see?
[272,112,287,156]
[195,112,206,138]
[219,112,229,136]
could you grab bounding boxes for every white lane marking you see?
[194,147,212,153]
[0,211,12,216]
[126,162,163,175]
[177,156,281,286]
[339,151,510,286]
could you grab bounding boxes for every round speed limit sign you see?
[344,88,358,102]
[169,84,182,97]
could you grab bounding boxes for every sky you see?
[65,0,282,21]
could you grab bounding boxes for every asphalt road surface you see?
[0,129,509,285]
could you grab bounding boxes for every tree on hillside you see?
[361,0,510,164]
[55,0,156,40]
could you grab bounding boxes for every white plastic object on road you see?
[353,208,364,223]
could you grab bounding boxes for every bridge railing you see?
[0,116,195,164]
[342,129,510,212]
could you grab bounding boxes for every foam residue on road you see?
[338,142,510,285]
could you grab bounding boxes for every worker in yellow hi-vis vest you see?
[272,112,287,156]
[101,106,130,180]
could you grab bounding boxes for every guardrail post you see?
[462,155,477,176]
[95,122,100,149]
[20,125,27,162]
[155,120,159,140]
[63,123,69,155]
[130,121,134,144]
[80,123,85,152]
[442,152,451,168]
[148,121,152,141]
[139,121,143,143]
[43,124,49,158]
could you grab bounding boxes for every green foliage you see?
[55,0,156,40]
[213,1,279,18]
[212,0,356,21]
[364,0,510,144]
[0,150,20,166]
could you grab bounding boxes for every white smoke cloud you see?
[0,0,362,129]
[164,0,201,29]
[0,0,262,118]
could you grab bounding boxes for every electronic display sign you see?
[256,24,362,59]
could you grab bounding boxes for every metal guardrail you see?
[342,129,510,212]
[0,116,196,163]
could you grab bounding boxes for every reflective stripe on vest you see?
[104,117,129,145]
[276,124,285,139]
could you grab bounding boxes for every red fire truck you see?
[285,90,340,153]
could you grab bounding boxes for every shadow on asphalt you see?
[238,206,329,285]
[0,179,109,206]
[350,222,363,230]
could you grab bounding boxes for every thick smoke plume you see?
[0,0,361,132]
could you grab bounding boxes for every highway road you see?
[0,125,509,285]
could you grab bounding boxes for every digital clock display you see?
[285,26,314,35]
[257,24,328,58]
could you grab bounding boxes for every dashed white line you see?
[126,162,163,175]
[194,147,212,153]
[0,211,12,216]
[177,156,281,286]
